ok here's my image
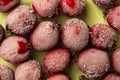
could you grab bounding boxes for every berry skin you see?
[107,6,120,32]
[93,0,116,8]
[6,5,37,35]
[32,0,59,18]
[15,60,42,80]
[0,0,19,12]
[30,21,59,51]
[111,48,120,74]
[0,36,30,64]
[60,0,85,16]
[43,48,70,73]
[0,64,14,80]
[90,24,116,49]
[103,73,120,80]
[47,74,70,80]
[61,18,89,52]
[0,25,5,43]
[78,48,110,78]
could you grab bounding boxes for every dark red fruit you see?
[90,24,116,49]
[0,64,14,80]
[30,21,59,51]
[43,48,70,73]
[6,5,37,35]
[60,0,85,16]
[111,48,120,74]
[15,60,42,80]
[93,0,117,8]
[61,18,89,52]
[107,6,120,32]
[0,0,19,12]
[78,48,110,78]
[32,0,59,18]
[103,73,120,80]
[0,25,5,43]
[47,74,69,80]
[0,36,30,64]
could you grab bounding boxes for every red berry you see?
[90,24,116,49]
[107,6,120,32]
[111,48,120,74]
[43,48,70,73]
[60,0,85,16]
[47,74,69,80]
[103,73,120,80]
[0,36,30,64]
[78,48,110,78]
[0,0,19,12]
[61,18,89,52]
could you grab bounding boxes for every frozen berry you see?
[6,5,37,35]
[103,73,120,80]
[0,0,19,12]
[30,21,59,51]
[107,6,120,32]
[43,48,70,73]
[90,24,116,49]
[78,48,110,78]
[61,18,89,52]
[32,0,59,18]
[93,0,116,8]
[0,25,5,43]
[0,36,30,64]
[60,0,85,16]
[47,74,69,80]
[0,64,14,80]
[111,48,120,74]
[15,60,42,80]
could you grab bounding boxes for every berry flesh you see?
[47,74,69,80]
[15,60,42,80]
[30,21,59,51]
[103,73,120,80]
[60,0,85,16]
[0,64,14,80]
[61,18,89,52]
[107,6,120,32]
[43,48,70,73]
[0,0,19,12]
[93,0,116,8]
[111,48,120,74]
[6,5,37,35]
[0,25,5,43]
[32,0,59,18]
[0,36,30,64]
[78,48,110,78]
[90,24,116,49]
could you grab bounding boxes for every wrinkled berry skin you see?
[0,64,14,80]
[60,0,85,16]
[61,18,89,52]
[90,24,116,49]
[6,5,37,35]
[47,74,70,80]
[0,0,19,12]
[32,0,59,18]
[107,6,120,32]
[30,21,59,51]
[0,25,5,43]
[93,0,116,8]
[78,48,110,78]
[15,60,42,80]
[0,36,30,64]
[103,73,120,80]
[43,48,70,73]
[111,48,120,74]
